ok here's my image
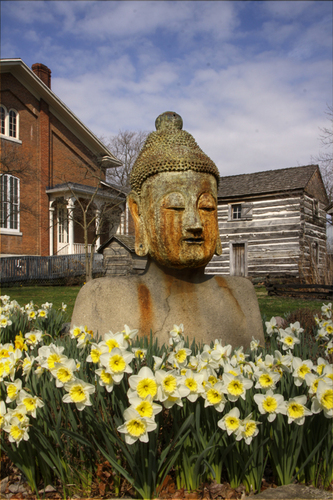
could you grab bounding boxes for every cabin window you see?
[0,174,20,232]
[313,199,319,217]
[312,241,319,266]
[229,203,253,221]
[232,204,242,219]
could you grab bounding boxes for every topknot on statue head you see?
[129,111,220,195]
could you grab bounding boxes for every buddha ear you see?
[215,234,223,256]
[127,192,149,257]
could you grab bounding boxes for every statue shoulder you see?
[71,275,143,330]
[213,275,259,308]
[77,275,140,296]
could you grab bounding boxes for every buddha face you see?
[128,170,221,269]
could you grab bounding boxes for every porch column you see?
[95,208,101,251]
[67,198,75,254]
[49,202,55,256]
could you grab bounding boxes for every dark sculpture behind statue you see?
[71,112,264,347]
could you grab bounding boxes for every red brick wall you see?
[1,71,106,256]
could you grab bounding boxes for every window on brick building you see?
[0,106,19,140]
[0,174,20,232]
[0,106,5,135]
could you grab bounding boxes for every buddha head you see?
[127,111,222,269]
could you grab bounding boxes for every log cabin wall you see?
[206,165,329,279]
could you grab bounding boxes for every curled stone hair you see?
[130,111,220,194]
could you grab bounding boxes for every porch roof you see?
[46,182,126,202]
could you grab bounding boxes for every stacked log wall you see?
[298,194,328,281]
[207,195,303,277]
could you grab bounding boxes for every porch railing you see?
[0,254,104,284]
[57,243,97,256]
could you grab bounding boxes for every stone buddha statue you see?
[71,112,264,347]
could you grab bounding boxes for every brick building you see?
[0,58,131,257]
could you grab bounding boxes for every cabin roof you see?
[97,235,135,254]
[218,164,320,199]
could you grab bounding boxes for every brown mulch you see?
[1,452,332,500]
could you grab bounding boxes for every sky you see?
[1,0,332,177]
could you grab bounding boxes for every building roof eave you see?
[0,58,122,168]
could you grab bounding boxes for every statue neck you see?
[144,256,209,283]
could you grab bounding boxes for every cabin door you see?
[231,243,246,276]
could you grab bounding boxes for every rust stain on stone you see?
[137,283,153,337]
[214,276,243,315]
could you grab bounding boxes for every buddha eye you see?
[161,193,185,211]
[198,193,216,211]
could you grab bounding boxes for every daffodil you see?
[99,348,134,383]
[5,404,29,425]
[250,337,261,351]
[311,380,333,418]
[37,309,48,319]
[235,413,261,444]
[222,372,253,402]
[128,367,158,402]
[321,303,332,319]
[0,400,6,428]
[155,369,189,408]
[218,407,241,435]
[118,407,157,445]
[0,358,14,382]
[95,368,115,392]
[277,330,301,350]
[292,358,314,386]
[132,347,147,360]
[101,332,128,352]
[22,354,35,378]
[17,390,44,418]
[254,369,280,391]
[62,378,95,411]
[3,416,29,445]
[169,324,184,345]
[86,342,108,364]
[50,358,77,387]
[181,369,205,402]
[41,302,53,310]
[167,341,191,369]
[129,395,162,418]
[38,344,67,371]
[5,378,22,403]
[0,315,12,328]
[285,322,304,337]
[265,317,279,336]
[254,390,286,422]
[14,334,27,352]
[25,330,43,349]
[122,324,138,344]
[203,381,226,412]
[281,395,312,425]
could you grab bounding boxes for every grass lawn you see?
[255,286,324,320]
[1,283,327,325]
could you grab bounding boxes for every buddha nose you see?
[183,208,203,233]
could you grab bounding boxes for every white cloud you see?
[1,1,331,177]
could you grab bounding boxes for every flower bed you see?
[0,296,332,499]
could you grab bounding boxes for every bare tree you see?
[312,105,333,202]
[56,156,125,282]
[105,130,149,187]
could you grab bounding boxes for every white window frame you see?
[228,203,253,221]
[0,174,22,234]
[0,105,21,144]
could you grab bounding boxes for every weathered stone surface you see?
[253,484,333,499]
[72,260,264,346]
[71,112,264,347]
